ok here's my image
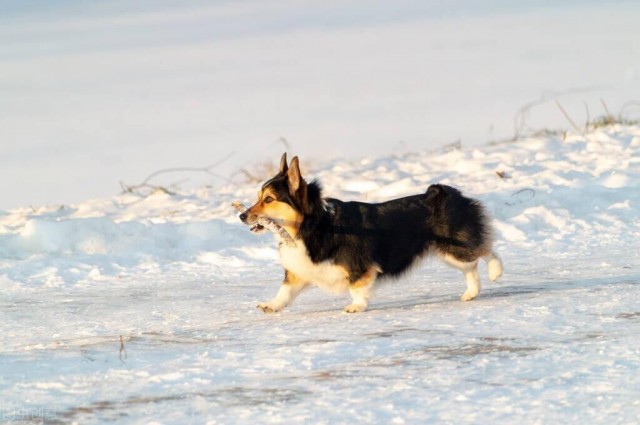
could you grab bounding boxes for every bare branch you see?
[119,335,127,363]
[276,137,290,151]
[505,188,536,206]
[555,100,584,135]
[120,151,235,196]
[584,101,591,129]
[600,98,612,118]
[512,86,603,140]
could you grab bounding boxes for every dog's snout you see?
[239,213,248,222]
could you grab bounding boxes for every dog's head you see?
[239,153,308,238]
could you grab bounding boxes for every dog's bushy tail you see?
[426,184,494,258]
[426,184,504,281]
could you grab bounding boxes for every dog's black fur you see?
[292,181,490,282]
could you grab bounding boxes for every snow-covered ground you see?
[1,125,639,424]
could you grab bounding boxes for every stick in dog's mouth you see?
[232,201,296,246]
[250,223,266,233]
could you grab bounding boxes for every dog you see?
[239,153,503,313]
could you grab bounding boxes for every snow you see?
[2,125,640,424]
[2,0,640,210]
[2,1,640,421]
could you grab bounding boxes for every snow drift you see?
[1,125,639,424]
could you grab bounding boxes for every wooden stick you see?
[232,202,296,247]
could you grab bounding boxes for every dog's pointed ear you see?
[287,156,309,213]
[278,153,288,175]
[287,156,303,196]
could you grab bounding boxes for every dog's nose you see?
[239,213,248,222]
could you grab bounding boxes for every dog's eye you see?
[264,196,275,204]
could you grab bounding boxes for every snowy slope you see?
[2,0,640,210]
[1,125,640,424]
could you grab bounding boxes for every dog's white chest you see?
[278,242,350,294]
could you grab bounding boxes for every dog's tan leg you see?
[344,267,378,313]
[438,253,481,301]
[258,271,307,313]
[484,251,503,282]
[460,262,481,301]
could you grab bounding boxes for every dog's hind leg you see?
[438,254,481,301]
[460,262,481,301]
[258,270,308,313]
[483,251,503,282]
[344,267,379,313]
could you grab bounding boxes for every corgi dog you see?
[239,153,503,313]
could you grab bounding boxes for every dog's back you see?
[304,184,493,279]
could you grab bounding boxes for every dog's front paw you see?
[460,290,479,302]
[343,303,367,313]
[257,301,284,313]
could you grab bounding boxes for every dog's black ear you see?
[287,156,309,213]
[287,156,302,196]
[278,153,288,175]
